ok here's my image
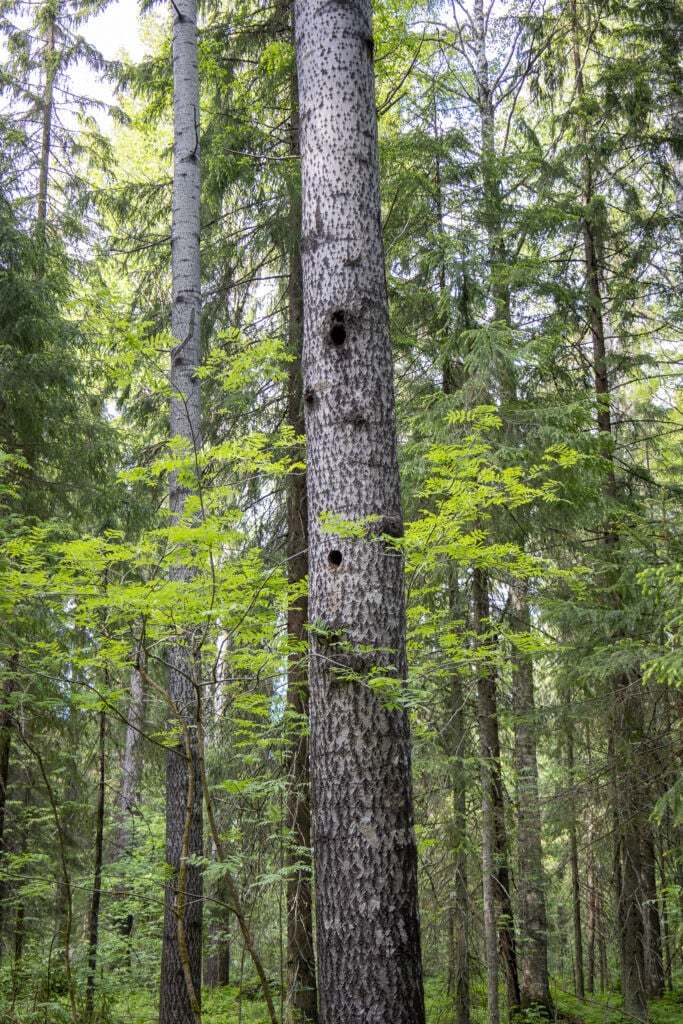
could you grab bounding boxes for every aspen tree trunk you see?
[285,36,318,1022]
[116,650,146,861]
[570,5,647,1016]
[511,586,552,1014]
[159,0,203,1020]
[113,647,146,948]
[294,2,425,1020]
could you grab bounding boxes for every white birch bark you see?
[159,0,203,1020]
[294,2,424,1021]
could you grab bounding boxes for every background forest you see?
[0,0,682,1022]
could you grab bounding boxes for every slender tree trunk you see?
[571,5,647,1016]
[447,659,470,1024]
[117,647,146,855]
[284,34,318,1022]
[86,707,106,1019]
[294,2,425,1020]
[445,572,469,1024]
[159,0,203,1021]
[566,705,585,999]
[474,570,500,1024]
[511,586,551,1014]
[36,11,57,229]
[204,849,231,990]
[0,659,16,961]
[438,112,470,1024]
[112,647,146,951]
[640,826,664,999]
[473,570,520,1019]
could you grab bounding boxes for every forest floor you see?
[98,978,683,1024]
[3,974,682,1023]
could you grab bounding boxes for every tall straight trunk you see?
[473,570,499,1024]
[673,91,683,269]
[85,707,106,1019]
[511,587,551,1013]
[445,573,469,1024]
[571,5,647,1017]
[36,11,57,228]
[113,648,146,949]
[117,649,146,856]
[471,8,541,1012]
[640,826,664,999]
[0,659,16,962]
[446,595,470,1024]
[566,699,585,998]
[284,38,317,1024]
[438,113,470,1024]
[294,2,425,1021]
[159,0,203,1021]
[474,569,520,1019]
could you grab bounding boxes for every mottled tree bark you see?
[112,648,146,951]
[117,650,146,857]
[159,0,203,1021]
[294,2,425,1021]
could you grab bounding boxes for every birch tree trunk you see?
[159,0,203,1020]
[294,2,425,1020]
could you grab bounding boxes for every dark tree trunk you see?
[447,662,470,1024]
[511,586,551,1014]
[0,660,16,961]
[473,569,520,1021]
[294,1,425,1020]
[566,708,585,999]
[85,707,106,1019]
[571,5,648,1016]
[640,826,664,999]
[284,26,317,1021]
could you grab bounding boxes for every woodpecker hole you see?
[329,310,346,346]
[328,549,343,568]
[304,386,315,404]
